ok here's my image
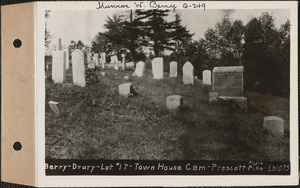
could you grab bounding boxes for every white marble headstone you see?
[170,61,177,77]
[52,51,66,83]
[152,57,164,79]
[72,49,86,87]
[134,61,145,77]
[203,70,211,85]
[183,61,194,85]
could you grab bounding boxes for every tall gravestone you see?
[170,61,177,77]
[203,70,211,85]
[72,49,86,87]
[52,51,66,83]
[212,66,247,112]
[152,57,164,79]
[133,61,145,77]
[183,62,194,85]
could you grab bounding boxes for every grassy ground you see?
[45,64,289,161]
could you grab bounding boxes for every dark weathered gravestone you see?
[212,66,247,112]
[212,66,244,96]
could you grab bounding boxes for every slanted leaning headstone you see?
[203,70,211,85]
[49,101,60,115]
[167,95,183,110]
[263,116,284,137]
[212,66,247,112]
[170,61,177,77]
[133,61,145,77]
[93,53,99,67]
[183,61,194,84]
[152,57,164,79]
[72,49,86,87]
[119,83,134,97]
[52,51,66,83]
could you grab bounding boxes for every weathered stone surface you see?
[203,70,211,85]
[52,51,66,83]
[72,49,86,87]
[263,116,284,136]
[152,57,164,79]
[167,95,183,110]
[183,62,194,85]
[212,66,244,96]
[119,83,134,97]
[170,61,177,77]
[133,61,145,77]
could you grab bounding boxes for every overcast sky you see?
[47,9,289,49]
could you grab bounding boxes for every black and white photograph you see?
[41,1,296,182]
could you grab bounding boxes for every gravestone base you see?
[217,96,247,112]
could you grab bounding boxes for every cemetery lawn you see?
[45,67,289,161]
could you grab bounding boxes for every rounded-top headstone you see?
[263,116,284,136]
[183,61,194,85]
[167,95,183,110]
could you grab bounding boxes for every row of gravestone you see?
[133,58,196,85]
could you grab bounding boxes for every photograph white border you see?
[36,1,298,187]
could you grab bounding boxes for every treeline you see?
[91,10,290,97]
